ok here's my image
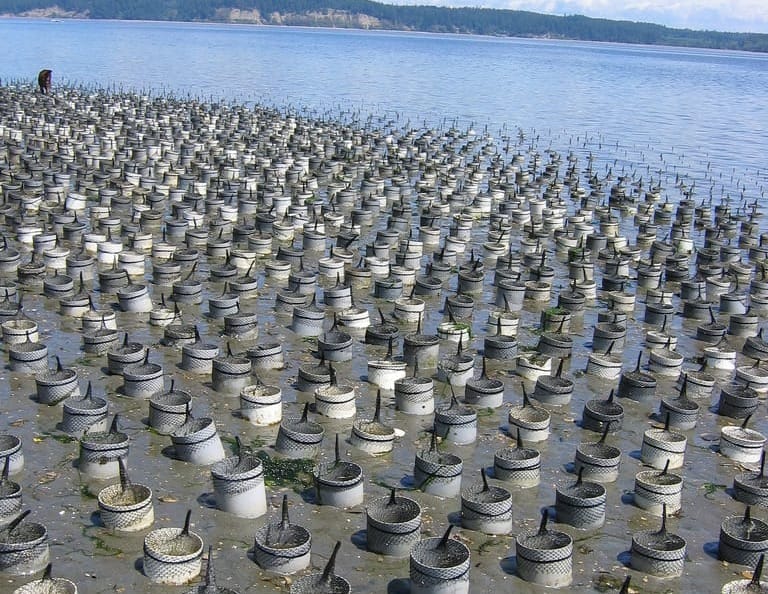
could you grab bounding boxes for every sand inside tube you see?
[0,482,20,497]
[419,451,461,466]
[318,462,361,483]
[355,421,394,437]
[37,369,76,383]
[635,531,685,551]
[0,435,19,450]
[464,485,509,504]
[15,581,75,594]
[263,524,308,549]
[519,531,571,551]
[173,419,210,437]
[103,485,149,506]
[153,533,200,556]
[0,524,45,545]
[152,391,191,407]
[496,447,538,461]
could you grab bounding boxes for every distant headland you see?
[3,0,768,53]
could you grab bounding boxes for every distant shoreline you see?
[2,0,767,54]
[3,15,768,57]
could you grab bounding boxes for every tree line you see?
[4,0,768,53]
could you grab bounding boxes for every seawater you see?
[1,17,767,198]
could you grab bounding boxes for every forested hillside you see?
[3,0,767,52]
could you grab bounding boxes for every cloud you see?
[385,0,768,33]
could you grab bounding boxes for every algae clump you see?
[254,450,314,491]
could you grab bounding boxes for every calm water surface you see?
[1,18,767,195]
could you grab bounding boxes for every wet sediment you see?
[0,83,765,592]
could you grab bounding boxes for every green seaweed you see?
[81,526,123,557]
[93,538,122,556]
[249,436,268,449]
[593,572,625,592]
[80,484,98,499]
[220,434,237,452]
[254,450,314,491]
[37,431,77,444]
[478,538,506,554]
[74,356,98,367]
[532,355,550,366]
[222,435,267,454]
[701,481,727,500]
[443,321,471,338]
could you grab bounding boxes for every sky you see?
[385,0,768,33]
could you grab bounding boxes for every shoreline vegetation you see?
[2,0,768,53]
